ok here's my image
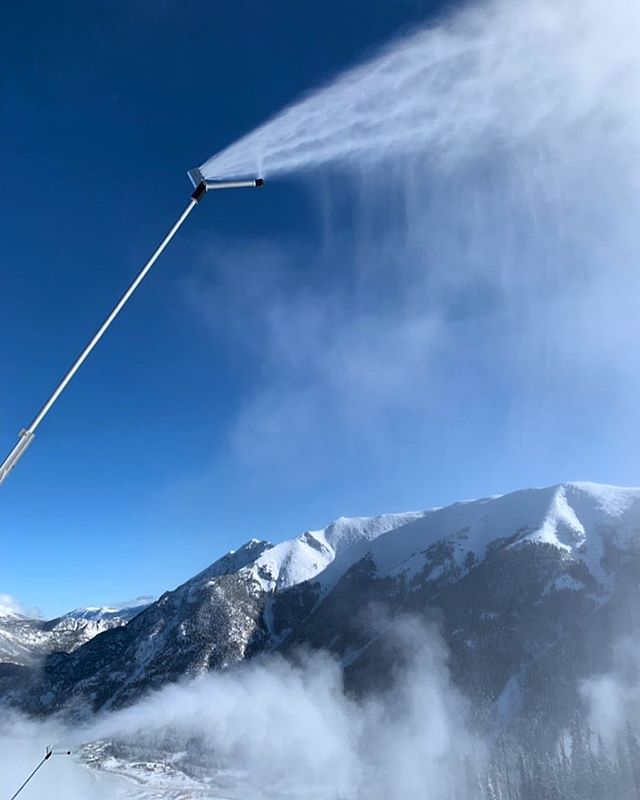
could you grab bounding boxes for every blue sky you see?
[2,0,640,617]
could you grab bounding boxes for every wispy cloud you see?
[0,594,40,619]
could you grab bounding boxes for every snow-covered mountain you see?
[10,510,421,711]
[328,480,640,593]
[0,599,152,667]
[5,482,640,735]
[61,599,154,623]
[231,510,425,592]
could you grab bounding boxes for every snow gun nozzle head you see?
[188,168,264,201]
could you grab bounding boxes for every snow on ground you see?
[80,743,347,800]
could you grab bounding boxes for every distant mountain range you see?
[3,482,640,738]
[0,600,152,667]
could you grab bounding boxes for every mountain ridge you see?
[3,480,640,735]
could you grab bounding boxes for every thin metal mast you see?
[9,747,72,800]
[0,172,263,486]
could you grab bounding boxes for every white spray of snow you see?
[582,639,640,748]
[201,0,640,181]
[0,617,481,800]
[0,714,123,800]
[78,615,481,799]
[188,0,640,491]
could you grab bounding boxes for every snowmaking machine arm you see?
[0,170,263,487]
[188,166,264,194]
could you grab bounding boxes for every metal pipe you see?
[0,172,264,486]
[187,167,263,192]
[28,196,199,436]
[205,178,264,190]
[9,749,52,800]
[0,430,34,486]
[9,747,71,800]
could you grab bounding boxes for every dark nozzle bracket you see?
[191,182,207,203]
[188,172,265,197]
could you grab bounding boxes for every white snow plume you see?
[75,615,482,799]
[581,639,640,748]
[189,0,640,489]
[201,0,640,180]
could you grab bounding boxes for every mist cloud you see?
[0,713,121,800]
[0,594,40,619]
[1,616,483,799]
[582,639,640,749]
[84,615,481,798]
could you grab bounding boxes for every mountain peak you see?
[8,479,640,718]
[62,598,153,623]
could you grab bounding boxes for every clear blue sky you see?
[2,0,639,617]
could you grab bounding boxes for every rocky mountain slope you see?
[0,600,151,667]
[13,511,422,712]
[5,482,640,736]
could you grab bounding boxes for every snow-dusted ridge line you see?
[148,481,640,613]
[219,482,640,598]
[362,482,640,590]
[4,481,640,675]
[62,598,155,622]
[4,480,640,716]
[0,600,156,666]
[237,510,428,593]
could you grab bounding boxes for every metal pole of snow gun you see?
[0,169,263,486]
[8,747,72,800]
